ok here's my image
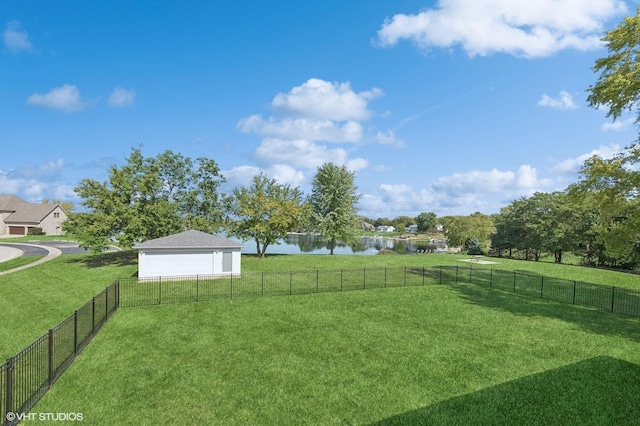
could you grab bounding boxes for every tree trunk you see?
[555,249,563,263]
[255,238,263,258]
[261,242,269,258]
[329,238,336,255]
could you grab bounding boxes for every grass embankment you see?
[0,255,45,272]
[34,285,640,425]
[0,251,138,359]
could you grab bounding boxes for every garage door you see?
[9,226,25,235]
[142,251,214,278]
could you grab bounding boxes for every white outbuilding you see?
[134,230,243,279]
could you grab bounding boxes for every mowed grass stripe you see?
[33,285,640,425]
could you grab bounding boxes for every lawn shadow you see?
[371,356,640,425]
[64,250,138,268]
[447,282,640,343]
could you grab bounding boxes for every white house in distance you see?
[0,195,67,236]
[133,230,243,279]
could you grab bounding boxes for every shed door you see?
[222,252,233,273]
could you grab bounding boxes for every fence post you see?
[289,271,292,295]
[469,265,472,283]
[196,275,199,302]
[158,277,162,305]
[5,357,14,423]
[363,268,366,289]
[540,276,544,298]
[340,269,343,291]
[404,267,407,286]
[439,266,442,284]
[573,281,577,305]
[261,272,264,297]
[490,269,493,288]
[513,271,517,292]
[73,310,78,355]
[422,266,425,286]
[316,270,319,293]
[105,285,109,320]
[92,297,95,333]
[456,266,459,283]
[611,286,616,313]
[384,268,387,288]
[48,328,54,387]
[230,274,233,299]
[116,279,120,309]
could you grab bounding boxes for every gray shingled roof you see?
[4,203,59,224]
[134,230,243,249]
[0,195,30,212]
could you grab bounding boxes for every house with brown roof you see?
[0,195,67,236]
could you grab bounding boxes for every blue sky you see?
[2,0,639,218]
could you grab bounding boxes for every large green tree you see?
[415,212,437,233]
[228,174,307,258]
[65,148,226,251]
[587,7,640,122]
[309,163,361,255]
[441,213,495,252]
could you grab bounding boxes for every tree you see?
[309,163,361,255]
[441,213,495,252]
[415,212,437,233]
[587,8,640,122]
[65,148,226,251]
[228,174,307,258]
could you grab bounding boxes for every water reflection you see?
[240,234,447,255]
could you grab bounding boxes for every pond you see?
[240,234,448,255]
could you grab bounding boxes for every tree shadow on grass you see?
[64,250,138,269]
[447,282,640,343]
[371,356,640,426]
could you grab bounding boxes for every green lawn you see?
[0,255,45,272]
[4,250,640,360]
[0,251,138,359]
[34,285,640,425]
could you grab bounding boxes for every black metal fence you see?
[1,281,119,426]
[118,265,640,318]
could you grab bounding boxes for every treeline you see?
[64,148,360,257]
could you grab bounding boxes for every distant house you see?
[362,221,375,231]
[0,195,67,236]
[407,224,418,233]
[134,230,244,279]
[375,225,396,233]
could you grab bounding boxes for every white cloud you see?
[432,165,553,196]
[222,164,306,190]
[271,78,383,121]
[0,160,77,202]
[602,117,635,132]
[377,0,626,58]
[253,138,367,171]
[360,165,554,217]
[27,85,89,112]
[4,21,32,52]
[552,144,622,174]
[375,130,405,148]
[108,87,135,108]
[238,115,362,143]
[538,91,578,110]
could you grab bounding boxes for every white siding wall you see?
[138,248,241,278]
